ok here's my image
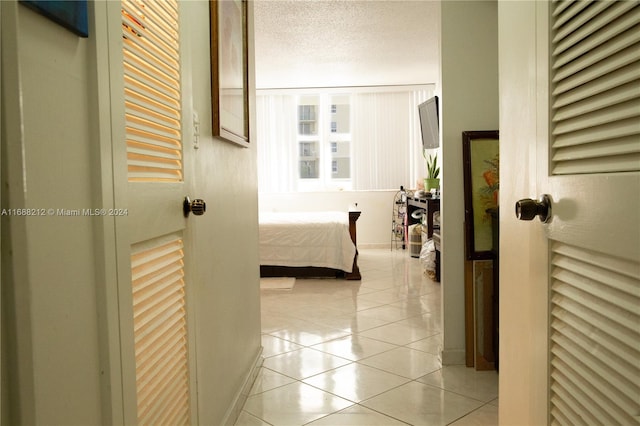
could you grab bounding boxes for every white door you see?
[499,1,639,424]
[105,1,199,424]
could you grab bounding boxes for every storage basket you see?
[408,224,422,258]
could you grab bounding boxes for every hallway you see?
[236,248,498,425]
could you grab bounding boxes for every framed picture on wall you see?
[462,130,499,260]
[210,0,250,147]
[20,0,89,37]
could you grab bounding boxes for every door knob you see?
[183,196,206,217]
[515,194,551,223]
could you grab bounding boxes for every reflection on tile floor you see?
[237,248,498,426]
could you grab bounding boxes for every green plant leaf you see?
[426,153,439,178]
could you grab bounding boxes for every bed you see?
[259,210,361,280]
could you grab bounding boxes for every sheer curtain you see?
[256,86,434,192]
[256,94,298,192]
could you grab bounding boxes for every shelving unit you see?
[406,196,440,272]
[391,187,412,250]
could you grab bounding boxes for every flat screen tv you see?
[418,96,439,149]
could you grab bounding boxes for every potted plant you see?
[424,152,440,190]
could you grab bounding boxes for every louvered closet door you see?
[120,1,193,424]
[547,1,640,423]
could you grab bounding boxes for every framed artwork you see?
[462,130,499,260]
[20,0,88,37]
[210,0,250,147]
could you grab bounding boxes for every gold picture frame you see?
[210,0,249,147]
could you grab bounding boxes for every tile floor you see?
[236,248,499,425]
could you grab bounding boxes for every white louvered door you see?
[109,1,195,424]
[547,1,639,423]
[499,1,640,424]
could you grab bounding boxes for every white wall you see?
[440,0,498,364]
[260,191,401,248]
[1,1,261,424]
[1,2,102,423]
[186,2,262,423]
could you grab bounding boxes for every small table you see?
[348,211,362,280]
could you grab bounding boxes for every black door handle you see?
[183,196,206,217]
[515,194,552,223]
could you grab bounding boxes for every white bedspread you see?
[259,211,356,272]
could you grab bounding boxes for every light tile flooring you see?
[236,248,498,425]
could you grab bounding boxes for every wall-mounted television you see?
[418,96,439,149]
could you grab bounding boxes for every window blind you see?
[122,0,182,182]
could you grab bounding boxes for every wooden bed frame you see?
[259,211,361,280]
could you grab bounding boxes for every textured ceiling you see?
[254,0,440,89]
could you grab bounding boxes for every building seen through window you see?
[297,94,351,189]
[299,141,319,178]
[298,104,317,135]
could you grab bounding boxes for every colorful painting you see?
[476,150,499,222]
[463,131,499,260]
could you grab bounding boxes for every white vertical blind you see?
[256,94,299,192]
[351,92,409,190]
[122,0,183,182]
[550,0,640,175]
[350,88,433,190]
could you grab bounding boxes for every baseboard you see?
[222,347,264,426]
[440,348,466,365]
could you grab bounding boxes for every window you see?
[299,141,317,157]
[299,140,319,179]
[256,86,434,192]
[300,160,319,179]
[330,144,350,179]
[299,105,316,121]
[298,105,317,135]
[296,94,351,190]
